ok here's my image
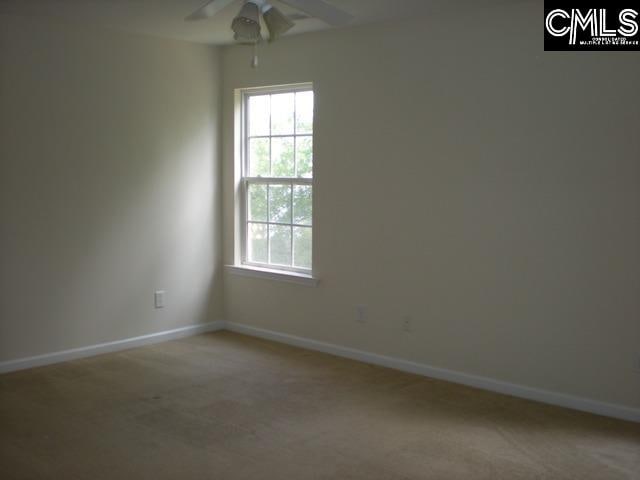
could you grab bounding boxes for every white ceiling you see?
[0,0,509,45]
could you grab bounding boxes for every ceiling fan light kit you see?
[263,5,295,42]
[186,0,354,67]
[231,1,262,43]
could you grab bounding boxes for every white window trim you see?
[233,83,317,284]
[225,264,319,287]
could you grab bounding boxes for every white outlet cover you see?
[402,317,412,332]
[154,290,165,309]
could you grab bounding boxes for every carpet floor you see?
[1,331,639,479]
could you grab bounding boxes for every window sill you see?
[225,265,319,287]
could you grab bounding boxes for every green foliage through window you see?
[244,87,314,270]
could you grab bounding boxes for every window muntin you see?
[242,85,313,273]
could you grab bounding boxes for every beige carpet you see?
[1,331,638,479]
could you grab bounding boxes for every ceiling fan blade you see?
[278,0,354,27]
[185,0,237,21]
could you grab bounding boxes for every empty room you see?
[1,0,639,478]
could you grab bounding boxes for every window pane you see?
[271,93,294,135]
[268,184,291,223]
[296,136,313,178]
[295,91,313,134]
[249,138,270,177]
[248,184,267,222]
[249,95,270,136]
[271,137,294,177]
[269,225,292,266]
[293,227,312,269]
[248,223,268,263]
[293,185,312,226]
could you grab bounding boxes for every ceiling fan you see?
[185,0,354,44]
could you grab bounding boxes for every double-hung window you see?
[241,84,314,274]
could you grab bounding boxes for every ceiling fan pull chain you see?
[251,42,259,69]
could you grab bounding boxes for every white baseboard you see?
[0,321,225,374]
[224,321,640,423]
[2,319,637,423]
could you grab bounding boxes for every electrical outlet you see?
[402,316,412,332]
[355,305,367,323]
[154,290,165,309]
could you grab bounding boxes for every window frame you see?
[239,83,314,275]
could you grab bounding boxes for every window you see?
[240,84,314,274]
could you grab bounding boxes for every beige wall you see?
[0,16,222,360]
[0,2,638,413]
[222,2,640,409]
